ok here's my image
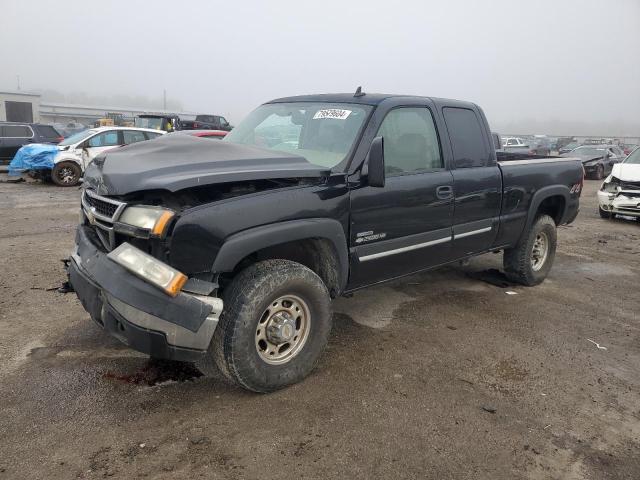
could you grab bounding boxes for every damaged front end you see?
[598,176,640,217]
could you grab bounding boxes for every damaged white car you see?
[597,147,640,220]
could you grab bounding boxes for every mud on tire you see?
[503,214,557,286]
[197,260,332,392]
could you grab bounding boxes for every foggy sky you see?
[2,0,639,136]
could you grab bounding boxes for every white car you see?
[597,147,640,220]
[52,126,165,186]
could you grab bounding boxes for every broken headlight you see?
[118,206,175,237]
[601,176,620,193]
[108,243,187,296]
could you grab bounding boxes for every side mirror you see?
[367,136,385,188]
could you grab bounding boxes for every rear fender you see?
[521,185,571,240]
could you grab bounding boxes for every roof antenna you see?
[354,86,365,97]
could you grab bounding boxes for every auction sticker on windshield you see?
[313,109,352,120]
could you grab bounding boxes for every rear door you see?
[349,103,454,287]
[1,124,34,160]
[441,106,502,257]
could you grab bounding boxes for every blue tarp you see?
[8,144,59,176]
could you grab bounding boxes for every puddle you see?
[103,358,203,386]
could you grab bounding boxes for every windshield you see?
[224,102,373,169]
[571,147,606,157]
[59,129,95,146]
[135,117,164,130]
[624,147,640,164]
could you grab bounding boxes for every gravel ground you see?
[0,177,639,480]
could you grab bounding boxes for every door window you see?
[443,107,489,168]
[123,130,147,144]
[87,131,120,147]
[376,107,442,176]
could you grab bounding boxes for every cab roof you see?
[267,93,477,109]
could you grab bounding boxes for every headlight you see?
[601,176,620,193]
[108,243,187,296]
[118,206,175,236]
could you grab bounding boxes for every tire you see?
[503,215,557,286]
[51,161,81,186]
[599,206,613,219]
[198,259,332,392]
[594,164,604,180]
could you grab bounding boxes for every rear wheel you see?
[594,164,605,180]
[51,161,81,186]
[197,260,332,392]
[503,215,557,286]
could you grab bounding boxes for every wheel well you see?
[220,238,342,298]
[536,195,565,225]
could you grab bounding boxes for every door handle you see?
[436,185,453,200]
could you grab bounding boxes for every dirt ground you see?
[1,177,639,480]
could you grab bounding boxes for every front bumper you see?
[597,190,640,217]
[69,226,222,361]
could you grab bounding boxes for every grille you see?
[82,189,126,222]
[84,193,118,218]
[620,180,640,191]
[81,189,127,251]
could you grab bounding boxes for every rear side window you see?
[36,125,60,138]
[123,130,147,144]
[443,107,488,168]
[3,125,32,137]
[144,131,163,140]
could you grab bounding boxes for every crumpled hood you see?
[611,162,640,182]
[83,135,330,195]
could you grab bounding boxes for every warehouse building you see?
[0,91,41,123]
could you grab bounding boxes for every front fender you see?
[53,152,82,166]
[213,218,349,290]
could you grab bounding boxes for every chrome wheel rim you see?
[57,167,76,184]
[531,232,549,271]
[255,295,310,365]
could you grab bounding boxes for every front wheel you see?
[198,260,332,392]
[503,215,557,286]
[51,161,81,186]
[599,206,614,219]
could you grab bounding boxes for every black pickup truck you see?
[68,92,583,392]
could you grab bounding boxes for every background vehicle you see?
[558,142,580,155]
[51,127,164,186]
[561,145,625,179]
[622,144,638,155]
[597,147,640,220]
[529,136,552,156]
[181,114,232,131]
[0,122,63,164]
[70,92,583,392]
[53,122,88,138]
[135,114,181,132]
[501,137,530,153]
[169,129,228,139]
